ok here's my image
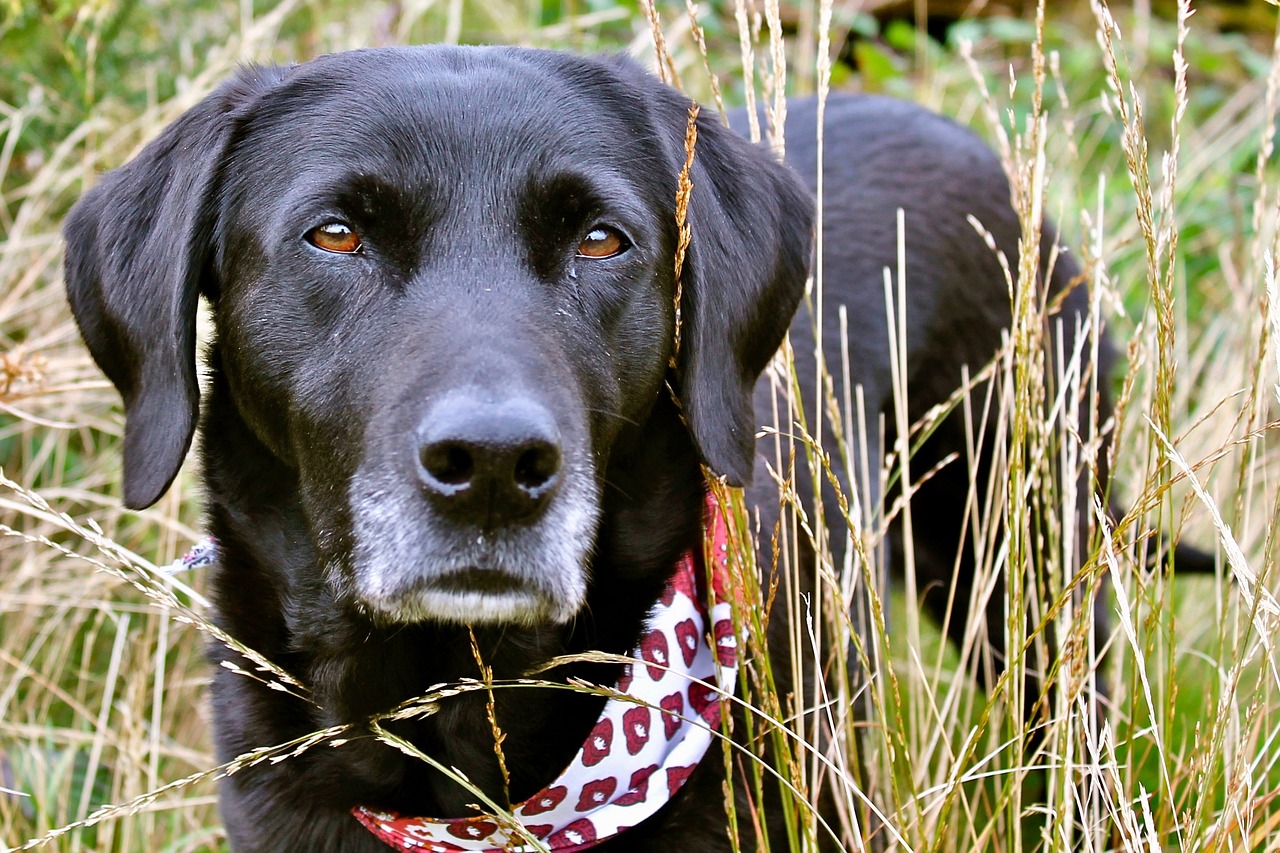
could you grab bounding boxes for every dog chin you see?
[357,585,569,627]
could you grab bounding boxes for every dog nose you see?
[416,395,563,526]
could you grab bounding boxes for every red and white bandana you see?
[351,495,740,852]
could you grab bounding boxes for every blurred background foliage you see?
[2,1,1273,187]
[2,0,1275,314]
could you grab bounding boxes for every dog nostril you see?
[415,394,565,520]
[514,444,560,492]
[422,442,474,487]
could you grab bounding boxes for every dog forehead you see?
[235,47,662,187]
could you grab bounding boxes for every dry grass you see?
[3,0,1278,850]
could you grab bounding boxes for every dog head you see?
[63,46,812,627]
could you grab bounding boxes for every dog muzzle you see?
[351,494,742,851]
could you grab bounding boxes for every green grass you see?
[3,0,1279,850]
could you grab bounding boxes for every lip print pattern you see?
[548,818,598,847]
[403,824,463,846]
[660,692,684,740]
[617,663,634,693]
[522,785,568,816]
[639,629,669,681]
[674,618,699,667]
[688,681,720,725]
[665,764,696,795]
[613,764,658,806]
[582,718,613,767]
[714,618,737,667]
[402,823,466,850]
[576,777,618,811]
[622,705,651,755]
[446,819,499,840]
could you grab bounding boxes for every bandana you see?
[351,494,740,852]
[167,495,740,853]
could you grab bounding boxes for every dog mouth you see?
[353,558,570,627]
[348,445,600,628]
[429,566,533,596]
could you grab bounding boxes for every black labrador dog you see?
[62,45,1180,851]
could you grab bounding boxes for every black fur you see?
[63,46,1210,851]
[64,47,811,851]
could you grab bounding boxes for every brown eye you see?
[307,222,362,254]
[577,226,627,259]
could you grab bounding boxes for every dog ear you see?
[659,95,814,487]
[63,68,282,509]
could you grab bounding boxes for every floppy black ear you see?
[63,68,283,509]
[658,95,815,486]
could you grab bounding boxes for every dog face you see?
[211,53,679,625]
[63,46,813,628]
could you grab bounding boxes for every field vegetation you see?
[2,0,1278,850]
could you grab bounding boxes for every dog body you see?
[66,46,1092,850]
[751,95,1102,696]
